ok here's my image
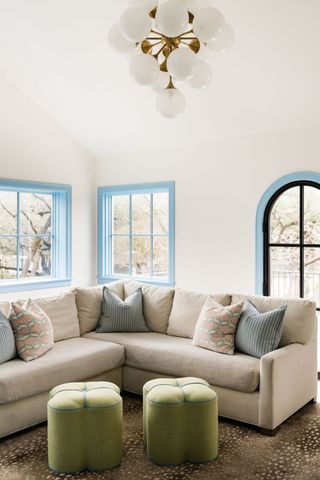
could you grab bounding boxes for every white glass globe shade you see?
[156,88,185,118]
[178,0,199,14]
[126,44,144,60]
[155,1,189,37]
[151,71,171,91]
[196,44,213,62]
[188,60,212,88]
[108,24,135,54]
[128,0,158,13]
[193,7,225,42]
[180,0,213,15]
[130,54,159,85]
[120,6,152,42]
[167,48,197,80]
[207,24,234,52]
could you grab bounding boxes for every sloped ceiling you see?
[0,0,319,156]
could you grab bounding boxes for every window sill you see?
[97,275,175,288]
[0,278,72,294]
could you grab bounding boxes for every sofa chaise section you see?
[0,337,125,438]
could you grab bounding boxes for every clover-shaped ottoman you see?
[143,377,218,466]
[48,382,122,473]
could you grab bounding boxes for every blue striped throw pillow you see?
[96,287,150,333]
[235,300,287,358]
[0,310,16,364]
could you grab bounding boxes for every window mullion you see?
[150,193,154,278]
[16,192,20,280]
[300,185,304,298]
[263,208,270,296]
[108,196,113,276]
[51,193,56,278]
[129,195,132,275]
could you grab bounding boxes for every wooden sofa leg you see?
[260,426,280,436]
[309,397,317,404]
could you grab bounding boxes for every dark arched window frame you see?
[263,180,320,311]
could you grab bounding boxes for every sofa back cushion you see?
[34,292,80,342]
[0,293,79,343]
[124,280,174,333]
[231,294,316,346]
[0,302,11,319]
[75,281,124,335]
[25,292,80,343]
[0,310,16,363]
[167,288,231,339]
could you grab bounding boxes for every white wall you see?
[2,68,320,301]
[96,127,320,295]
[0,73,96,300]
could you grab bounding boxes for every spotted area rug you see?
[0,394,319,480]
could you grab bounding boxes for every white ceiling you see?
[0,0,319,157]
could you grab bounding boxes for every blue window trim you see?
[0,178,72,293]
[97,181,175,287]
[256,171,320,295]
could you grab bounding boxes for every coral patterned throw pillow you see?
[192,296,243,355]
[10,299,54,362]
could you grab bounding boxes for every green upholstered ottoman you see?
[143,377,218,466]
[48,382,122,473]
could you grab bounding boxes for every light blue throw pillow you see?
[96,287,150,333]
[235,300,287,358]
[0,310,16,364]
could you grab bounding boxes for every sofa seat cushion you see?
[84,332,260,394]
[0,338,124,404]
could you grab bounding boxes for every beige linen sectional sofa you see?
[0,280,317,438]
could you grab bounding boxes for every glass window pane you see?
[0,237,17,280]
[132,236,151,277]
[153,236,168,280]
[0,191,17,235]
[112,196,129,234]
[20,193,52,235]
[153,193,169,235]
[305,247,320,307]
[132,194,151,234]
[270,187,300,244]
[270,246,300,297]
[112,236,129,275]
[19,236,52,278]
[304,186,320,244]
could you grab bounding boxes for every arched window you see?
[256,172,320,311]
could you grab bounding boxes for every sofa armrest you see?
[259,342,317,430]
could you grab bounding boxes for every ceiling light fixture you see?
[108,0,234,118]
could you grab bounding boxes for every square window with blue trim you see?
[0,179,71,293]
[98,182,175,287]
